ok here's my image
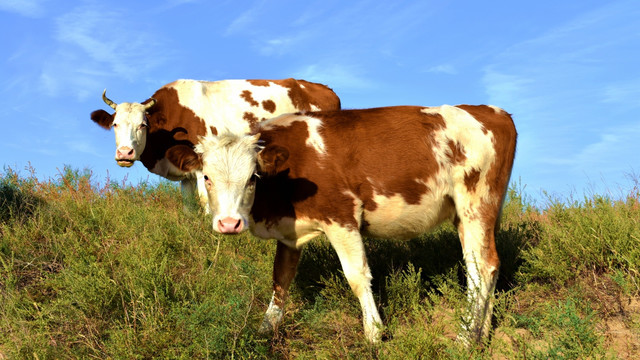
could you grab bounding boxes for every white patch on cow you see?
[488,105,504,114]
[261,114,326,155]
[150,157,187,181]
[363,180,456,240]
[251,216,323,249]
[166,79,305,135]
[424,105,496,201]
[258,294,284,334]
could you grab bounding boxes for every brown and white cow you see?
[90,79,341,211]
[194,105,517,344]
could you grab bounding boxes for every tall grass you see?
[1,167,638,359]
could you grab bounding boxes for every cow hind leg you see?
[325,225,383,342]
[454,201,500,345]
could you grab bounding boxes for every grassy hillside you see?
[1,167,639,359]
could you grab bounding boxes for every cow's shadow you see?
[292,223,532,309]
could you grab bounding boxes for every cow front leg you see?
[180,173,210,213]
[259,241,302,334]
[325,226,383,342]
[194,171,210,214]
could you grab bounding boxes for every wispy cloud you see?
[224,1,265,36]
[602,80,640,107]
[37,4,170,100]
[481,0,640,195]
[541,122,640,173]
[0,0,48,18]
[425,64,457,75]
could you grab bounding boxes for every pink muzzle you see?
[217,217,243,234]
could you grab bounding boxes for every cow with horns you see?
[193,105,517,344]
[90,79,341,211]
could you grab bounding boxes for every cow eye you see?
[204,175,209,181]
[112,123,119,128]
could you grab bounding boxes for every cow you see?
[194,104,517,344]
[90,79,341,212]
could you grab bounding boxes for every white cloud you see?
[425,64,457,75]
[258,34,309,56]
[225,2,264,36]
[602,80,640,107]
[0,0,48,18]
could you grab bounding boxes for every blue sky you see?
[1,0,638,203]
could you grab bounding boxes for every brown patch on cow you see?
[248,80,272,87]
[464,169,481,192]
[252,107,447,229]
[240,90,259,107]
[210,126,218,135]
[166,145,202,172]
[266,78,341,112]
[447,140,466,164]
[243,112,260,132]
[262,99,276,113]
[139,87,207,171]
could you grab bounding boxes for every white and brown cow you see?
[90,78,340,211]
[194,105,517,344]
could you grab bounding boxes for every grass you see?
[1,166,639,359]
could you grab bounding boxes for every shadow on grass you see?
[0,178,43,224]
[293,221,535,306]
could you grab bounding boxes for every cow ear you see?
[258,145,289,176]
[166,145,203,173]
[90,110,114,130]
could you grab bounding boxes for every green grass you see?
[1,167,639,359]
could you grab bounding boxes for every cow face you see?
[195,133,262,234]
[90,90,156,167]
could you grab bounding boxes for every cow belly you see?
[150,157,190,181]
[362,192,455,240]
[250,216,323,249]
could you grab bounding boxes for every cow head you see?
[195,133,289,234]
[90,90,157,167]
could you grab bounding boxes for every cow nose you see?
[217,217,243,234]
[116,146,135,160]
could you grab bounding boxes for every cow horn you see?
[102,89,117,110]
[144,98,157,110]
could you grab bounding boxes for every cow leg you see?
[180,173,210,214]
[194,171,210,214]
[325,226,382,342]
[180,177,198,212]
[259,241,302,334]
[455,204,500,345]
